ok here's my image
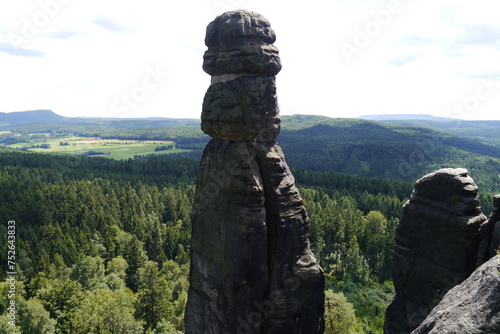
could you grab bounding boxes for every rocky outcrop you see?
[185,10,325,334]
[411,255,500,334]
[477,194,500,265]
[384,168,486,334]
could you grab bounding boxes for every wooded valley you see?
[1,113,499,333]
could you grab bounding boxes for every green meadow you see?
[7,136,191,160]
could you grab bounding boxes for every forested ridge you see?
[3,114,500,189]
[278,121,500,192]
[1,114,500,333]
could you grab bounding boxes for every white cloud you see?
[91,16,132,33]
[0,0,499,120]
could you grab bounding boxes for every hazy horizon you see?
[5,109,499,123]
[2,0,500,121]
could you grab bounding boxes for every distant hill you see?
[0,110,200,130]
[277,117,500,191]
[372,119,500,148]
[356,114,458,122]
[1,111,499,191]
[352,114,500,149]
[0,109,67,127]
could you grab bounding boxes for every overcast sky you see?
[1,0,500,120]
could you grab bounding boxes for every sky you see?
[1,0,500,120]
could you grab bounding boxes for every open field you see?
[5,136,192,159]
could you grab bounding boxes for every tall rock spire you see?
[185,10,325,334]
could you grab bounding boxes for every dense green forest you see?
[1,113,499,333]
[278,120,500,192]
[1,148,498,333]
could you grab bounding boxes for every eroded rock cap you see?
[203,10,281,76]
[410,168,481,215]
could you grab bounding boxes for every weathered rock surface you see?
[200,10,281,142]
[411,255,500,334]
[185,10,324,334]
[384,168,486,334]
[477,194,500,265]
[201,75,280,142]
[203,10,281,76]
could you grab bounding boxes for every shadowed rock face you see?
[411,255,500,334]
[185,10,325,334]
[384,168,486,334]
[477,194,500,264]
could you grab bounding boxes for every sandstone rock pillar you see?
[384,168,486,334]
[185,10,325,334]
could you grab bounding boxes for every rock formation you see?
[185,10,325,334]
[477,194,500,265]
[411,255,500,334]
[384,168,486,334]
